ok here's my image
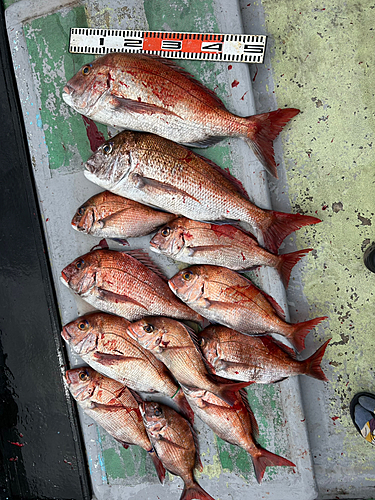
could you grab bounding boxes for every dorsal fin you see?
[121,249,168,281]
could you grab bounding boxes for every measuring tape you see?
[69,28,266,64]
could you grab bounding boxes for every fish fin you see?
[244,108,300,178]
[260,210,321,254]
[193,152,251,201]
[303,338,331,381]
[218,381,254,407]
[97,287,148,309]
[260,335,297,359]
[110,95,180,117]
[189,244,233,255]
[93,351,142,366]
[149,450,166,484]
[180,482,215,500]
[90,238,110,252]
[111,238,130,246]
[276,248,313,288]
[239,389,259,439]
[289,316,328,353]
[259,290,286,320]
[272,377,289,383]
[130,174,201,204]
[173,389,195,424]
[182,136,227,148]
[251,445,296,483]
[121,249,168,281]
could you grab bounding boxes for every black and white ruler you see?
[69,28,267,63]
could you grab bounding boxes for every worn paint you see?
[256,0,375,494]
[23,7,108,170]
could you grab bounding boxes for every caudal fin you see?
[277,248,313,288]
[303,338,331,381]
[261,210,321,254]
[245,108,300,177]
[289,316,328,353]
[174,389,195,424]
[251,445,295,483]
[149,451,166,484]
[180,481,215,500]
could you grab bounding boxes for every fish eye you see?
[82,64,92,76]
[78,320,89,331]
[182,270,193,281]
[78,207,86,216]
[153,407,162,417]
[198,337,205,347]
[75,259,85,269]
[161,227,171,237]
[102,142,113,155]
[143,324,154,333]
[79,370,89,381]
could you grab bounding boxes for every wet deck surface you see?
[1,0,374,499]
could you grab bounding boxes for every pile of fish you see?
[60,52,330,498]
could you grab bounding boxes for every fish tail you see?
[277,248,313,288]
[289,316,328,353]
[180,481,215,500]
[302,338,331,381]
[244,108,300,177]
[149,450,166,484]
[174,389,195,424]
[251,445,295,484]
[218,381,253,407]
[259,210,321,254]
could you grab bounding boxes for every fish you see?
[83,131,321,253]
[181,386,295,483]
[198,325,330,383]
[150,217,313,288]
[62,312,194,421]
[141,401,215,500]
[60,248,204,324]
[168,265,328,353]
[72,190,176,244]
[127,316,251,407]
[62,52,299,177]
[64,366,165,483]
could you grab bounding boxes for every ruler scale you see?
[69,28,267,63]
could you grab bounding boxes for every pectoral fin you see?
[110,95,180,117]
[129,174,200,203]
[97,288,148,310]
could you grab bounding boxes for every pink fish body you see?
[199,325,330,383]
[150,217,312,287]
[65,367,165,483]
[60,249,203,324]
[168,264,327,352]
[63,52,300,177]
[83,131,321,253]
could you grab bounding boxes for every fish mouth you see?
[63,85,71,95]
[149,240,161,253]
[64,370,72,385]
[61,326,71,341]
[60,274,69,287]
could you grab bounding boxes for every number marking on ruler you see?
[69,29,267,63]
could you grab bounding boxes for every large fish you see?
[150,216,312,288]
[60,249,203,324]
[182,386,295,483]
[62,312,193,421]
[62,52,299,177]
[64,366,165,483]
[127,316,250,407]
[141,401,214,500]
[83,131,321,253]
[198,325,330,383]
[72,190,176,243]
[168,265,328,353]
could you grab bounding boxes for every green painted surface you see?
[23,7,108,170]
[258,0,375,489]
